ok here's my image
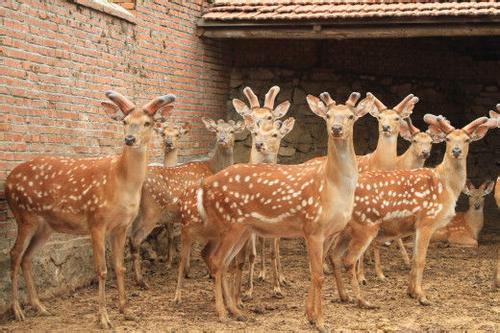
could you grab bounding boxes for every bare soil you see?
[1,236,499,332]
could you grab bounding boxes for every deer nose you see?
[474,203,481,210]
[422,151,430,159]
[331,125,343,136]
[125,135,136,146]
[255,142,264,150]
[382,125,391,132]
[452,147,461,157]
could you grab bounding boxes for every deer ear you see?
[232,99,250,116]
[279,117,295,137]
[426,128,446,143]
[398,96,419,119]
[153,104,174,123]
[153,122,164,135]
[179,123,191,135]
[101,101,124,121]
[233,120,246,133]
[202,117,218,132]
[356,92,376,118]
[399,121,413,142]
[462,179,474,195]
[469,124,489,142]
[272,101,291,119]
[243,115,257,132]
[306,95,327,119]
[481,180,495,196]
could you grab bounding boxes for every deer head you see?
[399,118,444,160]
[232,86,291,122]
[369,94,419,137]
[424,114,490,160]
[244,115,295,155]
[154,122,191,151]
[462,180,495,210]
[306,92,375,140]
[202,118,246,149]
[102,91,175,148]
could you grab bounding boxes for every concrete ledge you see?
[0,236,95,315]
[69,0,137,24]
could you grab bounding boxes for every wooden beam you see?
[199,24,500,39]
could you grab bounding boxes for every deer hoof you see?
[272,290,284,299]
[357,299,379,309]
[279,276,290,286]
[359,277,367,285]
[338,295,352,303]
[418,295,431,306]
[234,313,247,322]
[242,291,253,301]
[13,302,26,321]
[137,280,150,290]
[376,274,386,281]
[257,273,266,282]
[315,323,329,333]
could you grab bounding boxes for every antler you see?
[404,117,421,135]
[345,92,361,107]
[423,114,454,134]
[105,90,135,114]
[393,94,415,113]
[319,92,335,106]
[486,104,500,128]
[372,95,387,111]
[243,87,260,108]
[264,86,280,109]
[143,94,176,116]
[462,117,488,135]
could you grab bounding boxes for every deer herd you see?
[4,87,499,331]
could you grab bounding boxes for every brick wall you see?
[226,37,499,232]
[0,0,230,312]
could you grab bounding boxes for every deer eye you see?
[348,115,354,120]
[144,121,151,127]
[326,114,330,119]
[230,130,234,134]
[464,138,471,143]
[272,133,278,138]
[267,116,272,120]
[123,120,128,125]
[395,117,400,121]
[445,137,450,142]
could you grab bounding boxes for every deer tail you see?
[196,185,208,225]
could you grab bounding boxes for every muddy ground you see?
[1,235,499,332]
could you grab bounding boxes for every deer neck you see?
[371,134,398,169]
[163,147,178,167]
[208,143,234,173]
[436,153,467,201]
[325,135,357,193]
[249,147,277,165]
[117,145,149,191]
[397,144,425,170]
[465,206,484,239]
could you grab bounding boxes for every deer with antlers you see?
[5,91,175,328]
[431,180,494,247]
[487,106,499,289]
[192,92,374,330]
[129,117,245,288]
[328,112,494,308]
[173,86,295,304]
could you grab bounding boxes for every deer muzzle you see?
[125,135,136,146]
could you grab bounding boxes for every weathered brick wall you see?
[226,38,499,232]
[0,0,229,313]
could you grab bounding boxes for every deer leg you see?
[201,240,216,278]
[304,235,325,332]
[10,221,37,321]
[257,237,267,281]
[173,228,192,305]
[373,243,386,280]
[408,225,434,306]
[165,223,175,269]
[130,221,156,290]
[271,237,283,298]
[21,223,52,316]
[233,241,247,308]
[397,238,411,267]
[328,231,351,303]
[493,247,500,289]
[110,225,131,318]
[356,252,367,285]
[275,238,288,286]
[243,234,256,300]
[344,224,379,309]
[90,227,111,329]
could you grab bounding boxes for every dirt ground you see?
[1,235,499,332]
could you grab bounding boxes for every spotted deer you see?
[192,92,374,330]
[360,118,445,281]
[153,121,191,167]
[495,177,500,289]
[328,113,492,308]
[129,118,245,289]
[173,86,294,304]
[5,91,175,328]
[431,180,494,247]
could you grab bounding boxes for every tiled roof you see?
[203,0,500,21]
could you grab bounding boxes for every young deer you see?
[233,86,292,299]
[173,86,294,304]
[194,92,374,330]
[153,121,191,167]
[431,180,494,247]
[328,113,492,308]
[130,118,245,289]
[360,118,444,281]
[5,91,175,328]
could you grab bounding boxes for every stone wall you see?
[0,0,229,314]
[226,37,499,232]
